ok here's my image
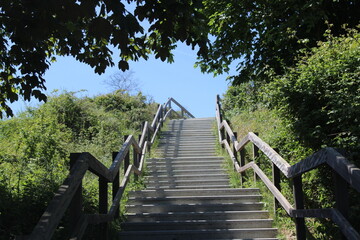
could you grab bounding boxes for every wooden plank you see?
[325,147,360,192]
[272,162,281,213]
[293,175,306,240]
[151,120,162,144]
[112,152,119,218]
[221,120,238,145]
[69,214,88,240]
[248,132,291,177]
[287,148,327,178]
[28,156,89,240]
[109,135,133,178]
[252,163,293,215]
[69,153,82,235]
[235,134,250,152]
[169,97,195,118]
[331,209,360,240]
[85,152,112,181]
[139,141,148,172]
[139,121,149,148]
[151,104,162,129]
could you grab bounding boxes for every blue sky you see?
[10,42,234,118]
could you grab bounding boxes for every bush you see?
[268,28,360,158]
[0,90,157,238]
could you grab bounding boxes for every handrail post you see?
[124,135,130,176]
[233,132,238,171]
[69,153,83,235]
[293,175,306,240]
[112,152,120,218]
[99,175,108,239]
[333,170,349,239]
[240,148,246,187]
[272,149,281,214]
[253,132,259,183]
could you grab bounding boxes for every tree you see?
[103,71,140,94]
[196,0,360,84]
[0,0,209,117]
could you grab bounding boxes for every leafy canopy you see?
[0,0,209,117]
[197,0,360,84]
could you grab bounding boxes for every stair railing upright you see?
[17,98,194,240]
[216,94,360,240]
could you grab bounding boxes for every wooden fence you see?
[17,97,193,240]
[216,95,360,240]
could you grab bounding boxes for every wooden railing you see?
[216,95,360,240]
[17,98,194,240]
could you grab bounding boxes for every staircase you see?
[119,118,278,240]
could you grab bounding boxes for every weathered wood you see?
[151,104,162,129]
[69,214,88,240]
[248,132,291,177]
[293,175,306,240]
[235,134,250,152]
[151,119,162,144]
[252,163,293,215]
[123,135,130,176]
[85,152,112,181]
[325,147,360,192]
[139,121,149,148]
[169,97,195,118]
[240,148,246,186]
[28,155,89,240]
[69,153,83,236]
[333,170,349,222]
[112,152,119,218]
[220,120,238,145]
[99,176,108,239]
[331,209,360,240]
[109,135,133,177]
[272,161,281,214]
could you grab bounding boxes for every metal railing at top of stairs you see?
[215,95,360,240]
[16,98,194,240]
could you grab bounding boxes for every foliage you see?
[220,28,360,239]
[0,91,156,238]
[267,28,360,158]
[0,0,209,117]
[196,0,360,84]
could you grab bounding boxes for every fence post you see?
[272,150,281,215]
[233,132,238,171]
[240,148,246,187]
[293,175,306,240]
[112,152,120,218]
[99,175,108,239]
[253,132,259,183]
[69,153,82,235]
[333,170,349,239]
[124,135,130,176]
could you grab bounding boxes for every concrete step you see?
[146,156,224,163]
[146,163,222,170]
[121,219,274,231]
[131,188,260,197]
[125,210,271,222]
[118,228,278,239]
[146,173,229,181]
[146,179,230,187]
[128,195,262,205]
[126,202,264,213]
[146,184,231,189]
[147,168,225,175]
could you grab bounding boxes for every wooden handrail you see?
[163,97,195,118]
[18,98,193,240]
[216,95,360,240]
